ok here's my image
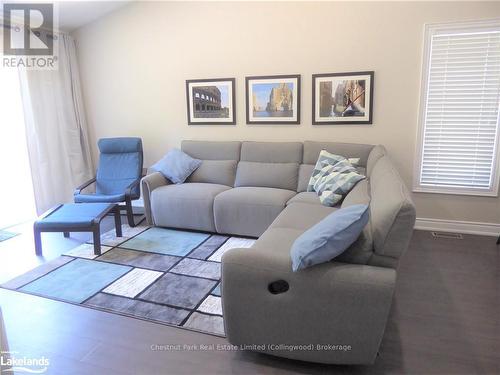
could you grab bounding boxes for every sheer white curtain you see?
[20,33,94,214]
[0,59,37,228]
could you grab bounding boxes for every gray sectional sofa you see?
[141,140,416,365]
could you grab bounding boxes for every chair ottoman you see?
[33,203,122,256]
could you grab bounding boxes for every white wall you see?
[72,1,500,224]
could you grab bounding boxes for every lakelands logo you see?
[2,3,58,69]
[0,351,49,373]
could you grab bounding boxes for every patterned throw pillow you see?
[307,150,360,192]
[312,159,366,207]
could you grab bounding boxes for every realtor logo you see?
[3,3,54,56]
[0,351,50,373]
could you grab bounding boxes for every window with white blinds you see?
[415,20,500,196]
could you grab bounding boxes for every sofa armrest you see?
[221,248,396,364]
[141,172,170,225]
[369,155,416,259]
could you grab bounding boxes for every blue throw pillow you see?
[150,148,201,184]
[290,204,369,271]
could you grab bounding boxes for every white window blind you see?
[415,20,500,196]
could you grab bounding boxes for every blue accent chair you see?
[74,137,144,227]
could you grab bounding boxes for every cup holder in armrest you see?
[268,280,289,294]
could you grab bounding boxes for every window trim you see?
[413,19,500,197]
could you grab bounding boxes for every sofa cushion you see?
[303,141,373,166]
[151,182,231,232]
[214,187,296,237]
[235,161,299,190]
[235,142,302,190]
[240,141,303,163]
[286,192,321,206]
[290,204,370,271]
[187,160,237,187]
[181,140,241,160]
[252,227,304,265]
[297,164,314,192]
[271,202,335,231]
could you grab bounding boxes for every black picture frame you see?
[312,71,374,125]
[245,74,301,124]
[186,78,236,125]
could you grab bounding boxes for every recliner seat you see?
[151,183,230,232]
[213,141,302,237]
[214,187,296,237]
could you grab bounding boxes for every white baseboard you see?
[415,217,500,237]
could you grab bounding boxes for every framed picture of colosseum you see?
[246,75,300,124]
[186,78,236,125]
[312,71,374,125]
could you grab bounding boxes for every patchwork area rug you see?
[0,230,19,243]
[1,226,256,336]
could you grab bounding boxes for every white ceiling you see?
[57,1,132,32]
[0,1,132,32]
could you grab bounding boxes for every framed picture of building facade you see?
[186,78,236,125]
[312,71,374,125]
[246,75,300,124]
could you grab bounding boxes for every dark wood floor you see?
[0,219,498,374]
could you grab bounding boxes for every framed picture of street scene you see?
[186,78,236,125]
[246,75,300,124]
[312,71,374,125]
